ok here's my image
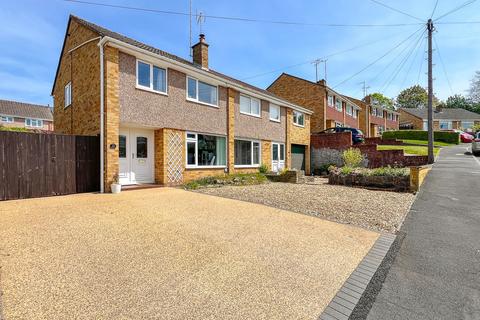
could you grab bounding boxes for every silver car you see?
[472,132,480,156]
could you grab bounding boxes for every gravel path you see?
[195,178,415,233]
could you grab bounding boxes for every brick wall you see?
[399,109,423,129]
[311,132,351,149]
[53,18,100,135]
[287,109,311,174]
[268,74,326,132]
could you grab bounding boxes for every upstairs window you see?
[293,110,305,126]
[240,94,261,117]
[346,105,353,116]
[187,76,218,106]
[327,95,334,107]
[136,60,167,94]
[335,99,343,112]
[64,82,72,108]
[1,115,13,123]
[269,103,280,122]
[25,118,43,128]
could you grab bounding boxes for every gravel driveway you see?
[195,178,415,233]
[0,188,378,320]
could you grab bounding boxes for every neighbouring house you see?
[0,99,53,131]
[51,15,312,192]
[267,74,361,132]
[399,106,480,131]
[346,96,399,137]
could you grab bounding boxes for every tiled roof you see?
[0,99,53,120]
[399,107,480,120]
[69,15,307,111]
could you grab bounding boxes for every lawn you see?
[378,145,440,156]
[400,139,455,147]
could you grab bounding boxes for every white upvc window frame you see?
[186,76,219,108]
[239,94,261,117]
[293,110,305,127]
[64,81,72,108]
[353,109,358,119]
[234,139,261,168]
[335,98,343,112]
[185,132,227,169]
[25,118,43,128]
[327,95,334,107]
[136,59,168,95]
[439,120,452,130]
[0,115,13,123]
[346,104,353,116]
[269,103,280,122]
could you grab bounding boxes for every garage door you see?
[291,144,305,171]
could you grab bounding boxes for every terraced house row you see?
[267,73,399,137]
[52,16,311,191]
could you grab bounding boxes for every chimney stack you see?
[317,79,327,86]
[192,34,209,69]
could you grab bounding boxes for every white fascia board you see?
[99,36,312,115]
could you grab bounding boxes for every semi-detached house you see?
[52,15,312,192]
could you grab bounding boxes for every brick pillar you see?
[305,144,311,175]
[286,109,292,169]
[154,129,165,184]
[261,140,272,170]
[227,88,236,173]
[103,46,120,192]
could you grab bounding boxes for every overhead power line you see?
[241,29,415,81]
[400,32,426,88]
[436,21,480,25]
[433,35,454,95]
[368,0,424,22]
[434,0,478,21]
[430,0,440,19]
[332,26,424,89]
[64,0,422,27]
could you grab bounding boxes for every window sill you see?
[234,165,260,168]
[240,111,261,118]
[293,123,305,128]
[64,104,71,109]
[185,165,226,170]
[186,98,219,109]
[136,85,168,96]
[269,118,281,123]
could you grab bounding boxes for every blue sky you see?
[1,0,479,106]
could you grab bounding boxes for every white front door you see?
[118,128,154,185]
[272,142,285,173]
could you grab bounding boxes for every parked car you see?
[446,129,474,143]
[472,132,480,156]
[320,127,365,144]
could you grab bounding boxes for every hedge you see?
[382,130,459,144]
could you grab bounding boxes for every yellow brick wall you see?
[227,88,236,173]
[261,140,272,170]
[286,110,311,174]
[53,18,100,135]
[103,46,120,192]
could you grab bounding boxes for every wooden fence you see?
[0,131,100,201]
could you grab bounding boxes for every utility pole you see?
[427,19,434,164]
[360,81,370,99]
[312,59,327,82]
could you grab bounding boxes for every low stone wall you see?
[410,165,431,192]
[328,172,410,192]
[266,170,305,183]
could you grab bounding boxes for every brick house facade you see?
[0,99,54,131]
[399,107,480,131]
[52,16,311,192]
[266,74,361,133]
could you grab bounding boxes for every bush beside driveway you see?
[0,188,378,320]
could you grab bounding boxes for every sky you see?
[1,0,480,106]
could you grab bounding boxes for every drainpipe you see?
[99,40,105,193]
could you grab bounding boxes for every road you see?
[367,144,480,319]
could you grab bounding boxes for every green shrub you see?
[366,166,410,177]
[0,126,29,132]
[382,130,459,144]
[258,163,269,174]
[340,166,353,175]
[183,173,267,190]
[342,148,364,168]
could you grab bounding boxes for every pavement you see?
[367,144,480,319]
[0,188,378,320]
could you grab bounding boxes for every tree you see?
[368,92,394,110]
[468,71,480,103]
[396,85,439,109]
[446,94,471,109]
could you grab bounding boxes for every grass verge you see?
[377,145,440,156]
[400,139,455,147]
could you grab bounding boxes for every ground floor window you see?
[461,121,474,129]
[439,121,452,130]
[186,132,226,167]
[234,139,260,167]
[423,121,428,131]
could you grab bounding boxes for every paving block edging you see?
[318,233,397,320]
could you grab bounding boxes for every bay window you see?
[240,94,261,117]
[293,110,305,126]
[187,76,218,106]
[234,139,260,167]
[136,60,167,93]
[186,132,226,167]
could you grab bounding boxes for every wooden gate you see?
[0,131,100,201]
